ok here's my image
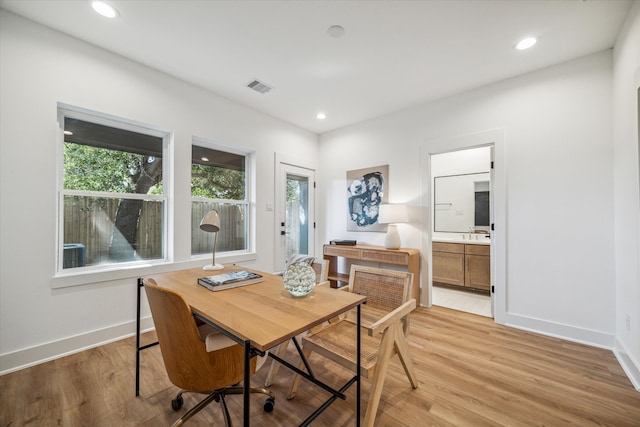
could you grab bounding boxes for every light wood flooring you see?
[2,305,639,426]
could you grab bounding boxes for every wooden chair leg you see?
[264,342,289,387]
[363,326,396,427]
[393,326,419,389]
[287,344,313,400]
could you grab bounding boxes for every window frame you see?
[55,104,171,280]
[190,137,255,261]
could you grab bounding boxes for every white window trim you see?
[190,137,256,260]
[55,104,172,286]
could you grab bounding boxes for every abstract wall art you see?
[346,165,388,232]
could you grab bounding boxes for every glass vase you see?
[283,262,316,297]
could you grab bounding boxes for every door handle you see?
[281,231,287,235]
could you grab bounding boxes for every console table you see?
[323,244,420,304]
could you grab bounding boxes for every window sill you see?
[52,251,257,289]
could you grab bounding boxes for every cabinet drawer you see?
[432,242,464,254]
[324,246,362,259]
[362,250,408,265]
[465,244,490,256]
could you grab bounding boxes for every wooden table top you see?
[144,265,367,351]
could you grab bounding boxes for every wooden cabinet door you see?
[432,251,465,286]
[465,254,490,291]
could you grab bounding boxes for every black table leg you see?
[356,303,361,427]
[244,339,251,426]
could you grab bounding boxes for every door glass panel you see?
[285,173,309,258]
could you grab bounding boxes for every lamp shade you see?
[378,204,408,224]
[200,210,221,233]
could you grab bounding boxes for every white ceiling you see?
[0,0,633,134]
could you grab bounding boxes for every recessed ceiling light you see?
[201,157,209,162]
[63,130,73,136]
[516,37,537,50]
[91,1,119,18]
[327,25,345,38]
[316,112,327,120]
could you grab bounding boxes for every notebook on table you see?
[198,270,263,292]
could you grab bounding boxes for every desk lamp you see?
[378,204,408,249]
[200,210,224,270]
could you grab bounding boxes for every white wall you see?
[430,146,491,178]
[613,1,640,390]
[0,11,318,373]
[319,50,616,349]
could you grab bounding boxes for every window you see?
[191,139,251,257]
[58,106,168,272]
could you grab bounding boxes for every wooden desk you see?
[137,266,366,426]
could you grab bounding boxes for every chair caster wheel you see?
[264,397,275,413]
[171,395,183,411]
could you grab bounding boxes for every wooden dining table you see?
[136,265,367,426]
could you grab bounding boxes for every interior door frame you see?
[420,129,506,325]
[274,152,317,271]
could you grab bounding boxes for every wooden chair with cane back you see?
[143,278,275,427]
[286,265,419,427]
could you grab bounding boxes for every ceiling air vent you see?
[246,79,273,94]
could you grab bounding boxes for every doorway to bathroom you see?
[431,147,493,317]
[420,129,505,322]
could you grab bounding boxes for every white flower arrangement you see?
[283,262,316,297]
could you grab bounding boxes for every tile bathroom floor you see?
[432,285,492,317]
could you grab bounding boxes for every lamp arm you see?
[212,232,218,266]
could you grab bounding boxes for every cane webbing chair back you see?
[286,265,419,427]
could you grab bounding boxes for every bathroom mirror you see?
[434,172,490,233]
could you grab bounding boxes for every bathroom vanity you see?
[432,239,490,292]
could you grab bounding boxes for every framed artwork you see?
[346,165,388,232]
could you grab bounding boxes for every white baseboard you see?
[614,338,640,391]
[506,314,639,392]
[505,313,615,349]
[0,316,155,375]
